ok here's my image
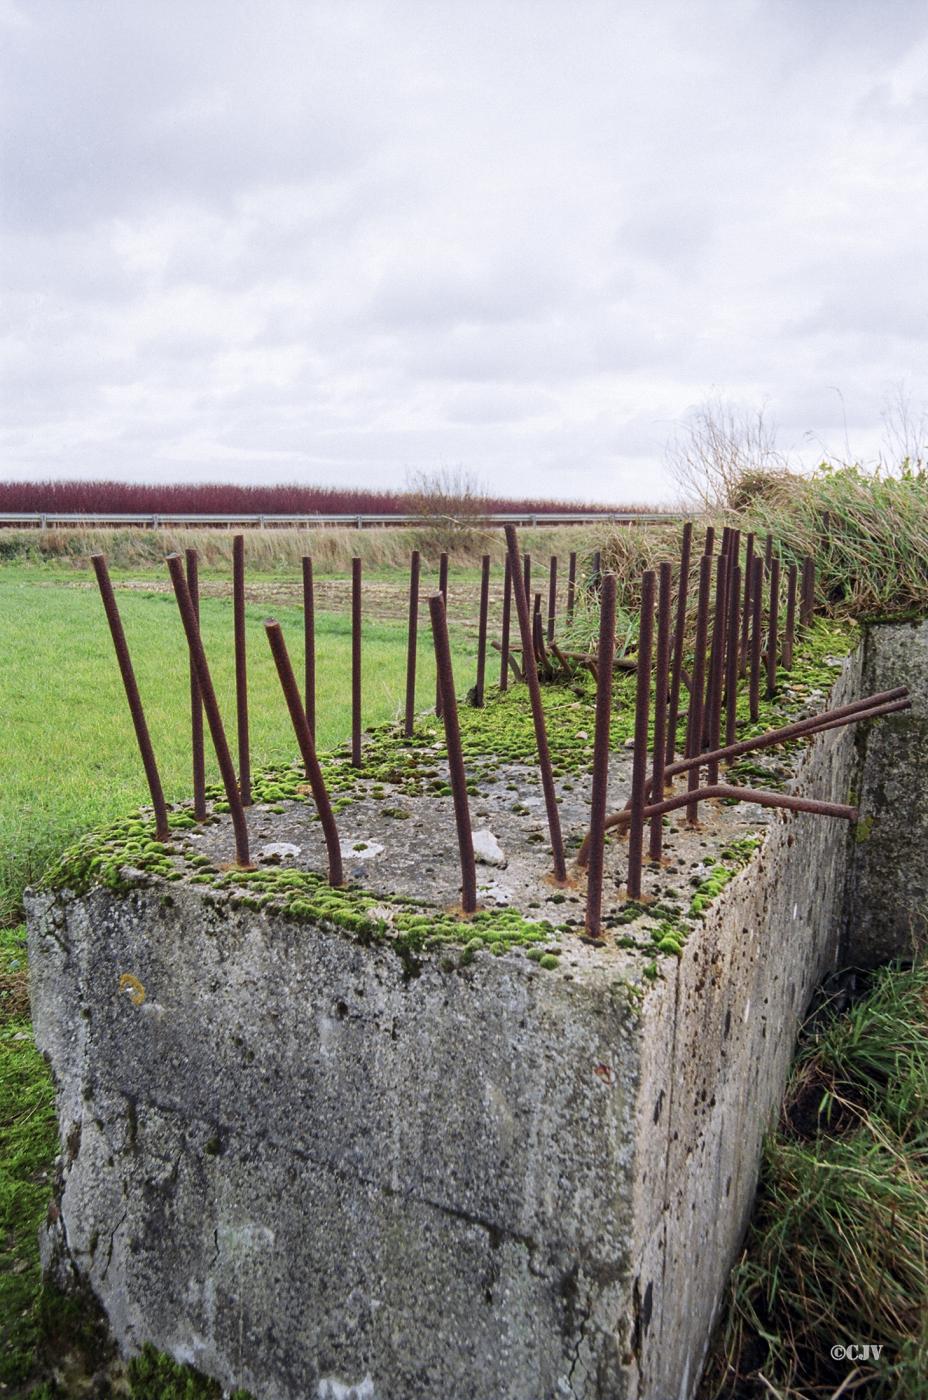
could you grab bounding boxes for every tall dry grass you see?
[0,523,610,575]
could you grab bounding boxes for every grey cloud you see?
[3,0,928,498]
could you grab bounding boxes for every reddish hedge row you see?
[0,480,637,516]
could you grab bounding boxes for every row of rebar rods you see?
[429,593,477,912]
[627,570,656,897]
[166,554,251,866]
[575,687,909,860]
[504,525,567,882]
[264,620,344,886]
[585,573,617,937]
[185,548,207,820]
[91,554,170,841]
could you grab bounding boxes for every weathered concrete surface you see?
[27,654,873,1400]
[844,618,928,965]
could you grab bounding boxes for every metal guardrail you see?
[0,510,682,530]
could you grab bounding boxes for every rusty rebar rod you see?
[685,555,713,823]
[523,552,532,607]
[504,525,567,882]
[801,556,816,628]
[436,551,449,717]
[764,533,773,575]
[703,553,729,753]
[649,562,672,860]
[264,619,343,886]
[547,555,558,641]
[475,553,490,706]
[576,688,908,862]
[585,573,617,938]
[766,557,781,699]
[91,554,170,841]
[404,549,420,736]
[666,520,693,765]
[302,556,316,737]
[352,556,362,765]
[643,784,856,824]
[166,554,250,866]
[533,592,545,666]
[724,564,741,749]
[232,534,251,805]
[499,553,512,691]
[627,570,656,897]
[566,550,577,623]
[740,532,755,673]
[591,549,601,589]
[749,555,763,723]
[783,563,797,671]
[704,526,715,556]
[429,593,477,913]
[185,548,207,821]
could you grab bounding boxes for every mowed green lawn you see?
[0,569,478,928]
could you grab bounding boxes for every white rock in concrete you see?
[472,828,507,867]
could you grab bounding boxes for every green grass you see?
[0,571,476,929]
[704,960,928,1397]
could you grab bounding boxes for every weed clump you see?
[704,959,928,1397]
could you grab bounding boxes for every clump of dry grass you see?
[730,464,928,620]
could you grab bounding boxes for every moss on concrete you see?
[39,619,857,979]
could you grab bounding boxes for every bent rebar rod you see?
[91,553,170,841]
[166,553,251,867]
[577,688,909,864]
[504,525,567,882]
[264,619,344,887]
[429,593,478,913]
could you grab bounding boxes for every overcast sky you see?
[2,0,927,503]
